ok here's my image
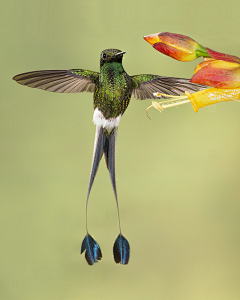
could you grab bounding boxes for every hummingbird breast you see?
[93,63,132,120]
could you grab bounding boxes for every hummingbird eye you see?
[102,53,107,59]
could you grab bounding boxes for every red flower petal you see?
[153,42,197,62]
[206,48,240,63]
[158,32,201,52]
[191,61,240,88]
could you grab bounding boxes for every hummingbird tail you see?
[82,125,130,265]
[81,126,104,265]
[85,126,119,231]
[85,125,105,232]
[81,233,102,265]
[86,126,105,202]
[102,128,130,264]
[103,128,118,210]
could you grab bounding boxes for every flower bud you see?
[144,32,210,61]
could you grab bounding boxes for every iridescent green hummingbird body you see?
[93,49,132,137]
[13,48,206,265]
[96,51,132,115]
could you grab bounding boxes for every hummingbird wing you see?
[131,74,206,100]
[13,69,99,93]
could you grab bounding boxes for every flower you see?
[143,32,240,115]
[143,32,210,61]
[191,48,240,88]
[146,88,240,116]
[185,88,240,112]
[191,60,240,88]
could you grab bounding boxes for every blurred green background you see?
[1,0,240,299]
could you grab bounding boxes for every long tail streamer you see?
[80,126,130,265]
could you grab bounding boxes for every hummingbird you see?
[13,48,205,265]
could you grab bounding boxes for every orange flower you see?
[143,32,210,61]
[191,60,240,88]
[191,47,240,88]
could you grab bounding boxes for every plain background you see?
[1,0,240,299]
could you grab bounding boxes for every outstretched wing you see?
[131,74,206,100]
[13,69,99,93]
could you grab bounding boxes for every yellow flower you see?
[146,88,240,116]
[185,88,240,112]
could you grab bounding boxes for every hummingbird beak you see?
[116,51,126,56]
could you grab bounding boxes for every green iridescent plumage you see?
[94,49,132,120]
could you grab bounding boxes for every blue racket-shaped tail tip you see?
[81,234,102,265]
[113,234,130,265]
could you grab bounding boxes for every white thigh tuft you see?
[93,108,121,131]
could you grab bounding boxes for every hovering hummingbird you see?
[13,48,205,265]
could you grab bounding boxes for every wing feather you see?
[132,75,207,100]
[13,69,99,93]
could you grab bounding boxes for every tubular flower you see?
[146,88,240,116]
[143,32,210,61]
[191,60,240,88]
[185,88,240,112]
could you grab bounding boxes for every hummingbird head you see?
[100,49,126,67]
